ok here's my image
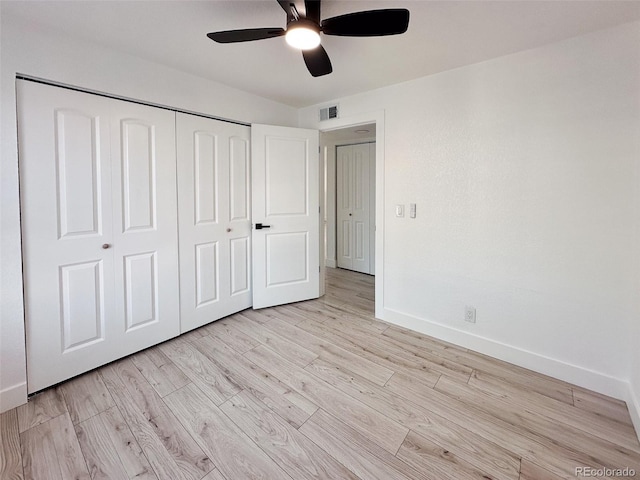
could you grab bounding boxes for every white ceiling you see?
[3,0,640,107]
[322,123,376,143]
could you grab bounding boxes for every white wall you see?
[301,22,640,409]
[0,13,298,412]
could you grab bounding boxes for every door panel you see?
[177,113,252,332]
[123,251,158,331]
[194,131,218,224]
[111,101,180,348]
[251,124,319,309]
[55,109,103,238]
[18,81,116,392]
[59,260,105,352]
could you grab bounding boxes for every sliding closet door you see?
[109,100,180,351]
[177,113,252,332]
[18,81,180,393]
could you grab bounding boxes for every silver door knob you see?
[102,244,110,249]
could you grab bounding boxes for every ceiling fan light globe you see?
[285,24,321,50]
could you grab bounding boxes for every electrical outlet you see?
[465,306,476,323]
[395,205,405,217]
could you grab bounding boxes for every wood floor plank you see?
[75,407,157,480]
[255,314,396,386]
[245,344,409,455]
[21,412,90,480]
[280,301,386,333]
[298,315,470,382]
[164,383,293,480]
[220,390,359,480]
[306,359,520,480]
[147,410,215,479]
[17,388,67,433]
[398,430,508,480]
[20,417,63,480]
[1,409,24,480]
[100,362,214,480]
[386,370,625,478]
[100,359,166,421]
[202,469,227,480]
[159,337,242,405]
[383,326,575,405]
[131,349,190,398]
[203,317,261,354]
[191,334,318,425]
[518,459,565,480]
[469,370,640,452]
[225,313,318,367]
[60,370,115,424]
[101,363,213,480]
[299,408,430,480]
[572,388,634,426]
[434,375,640,468]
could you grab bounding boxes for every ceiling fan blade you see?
[305,0,321,24]
[277,0,307,22]
[302,44,332,77]
[322,9,409,36]
[207,28,285,44]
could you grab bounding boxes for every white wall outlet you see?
[409,203,416,218]
[465,306,476,323]
[395,205,405,217]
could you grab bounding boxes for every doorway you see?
[320,123,377,303]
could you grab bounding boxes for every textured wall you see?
[300,22,640,400]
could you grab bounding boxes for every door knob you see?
[255,223,271,230]
[349,213,352,216]
[102,243,111,249]
[226,228,232,233]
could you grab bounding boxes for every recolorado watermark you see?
[575,466,636,477]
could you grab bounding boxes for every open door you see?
[251,124,320,309]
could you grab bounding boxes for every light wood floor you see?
[2,268,639,480]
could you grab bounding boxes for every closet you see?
[336,142,376,274]
[18,80,320,393]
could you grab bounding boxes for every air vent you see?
[319,104,339,121]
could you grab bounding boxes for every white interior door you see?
[251,124,320,309]
[337,143,375,274]
[18,81,179,393]
[109,100,180,350]
[177,113,252,332]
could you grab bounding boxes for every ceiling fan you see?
[207,0,410,77]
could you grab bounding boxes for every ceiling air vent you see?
[319,104,339,121]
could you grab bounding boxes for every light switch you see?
[395,205,405,217]
[409,203,416,218]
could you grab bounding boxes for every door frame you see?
[318,110,385,319]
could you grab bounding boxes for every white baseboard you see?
[382,307,630,400]
[626,384,640,443]
[325,259,337,268]
[0,382,27,413]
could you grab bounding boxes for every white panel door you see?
[18,81,180,393]
[251,124,320,309]
[337,143,375,274]
[177,113,252,332]
[109,100,180,348]
[19,82,116,392]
